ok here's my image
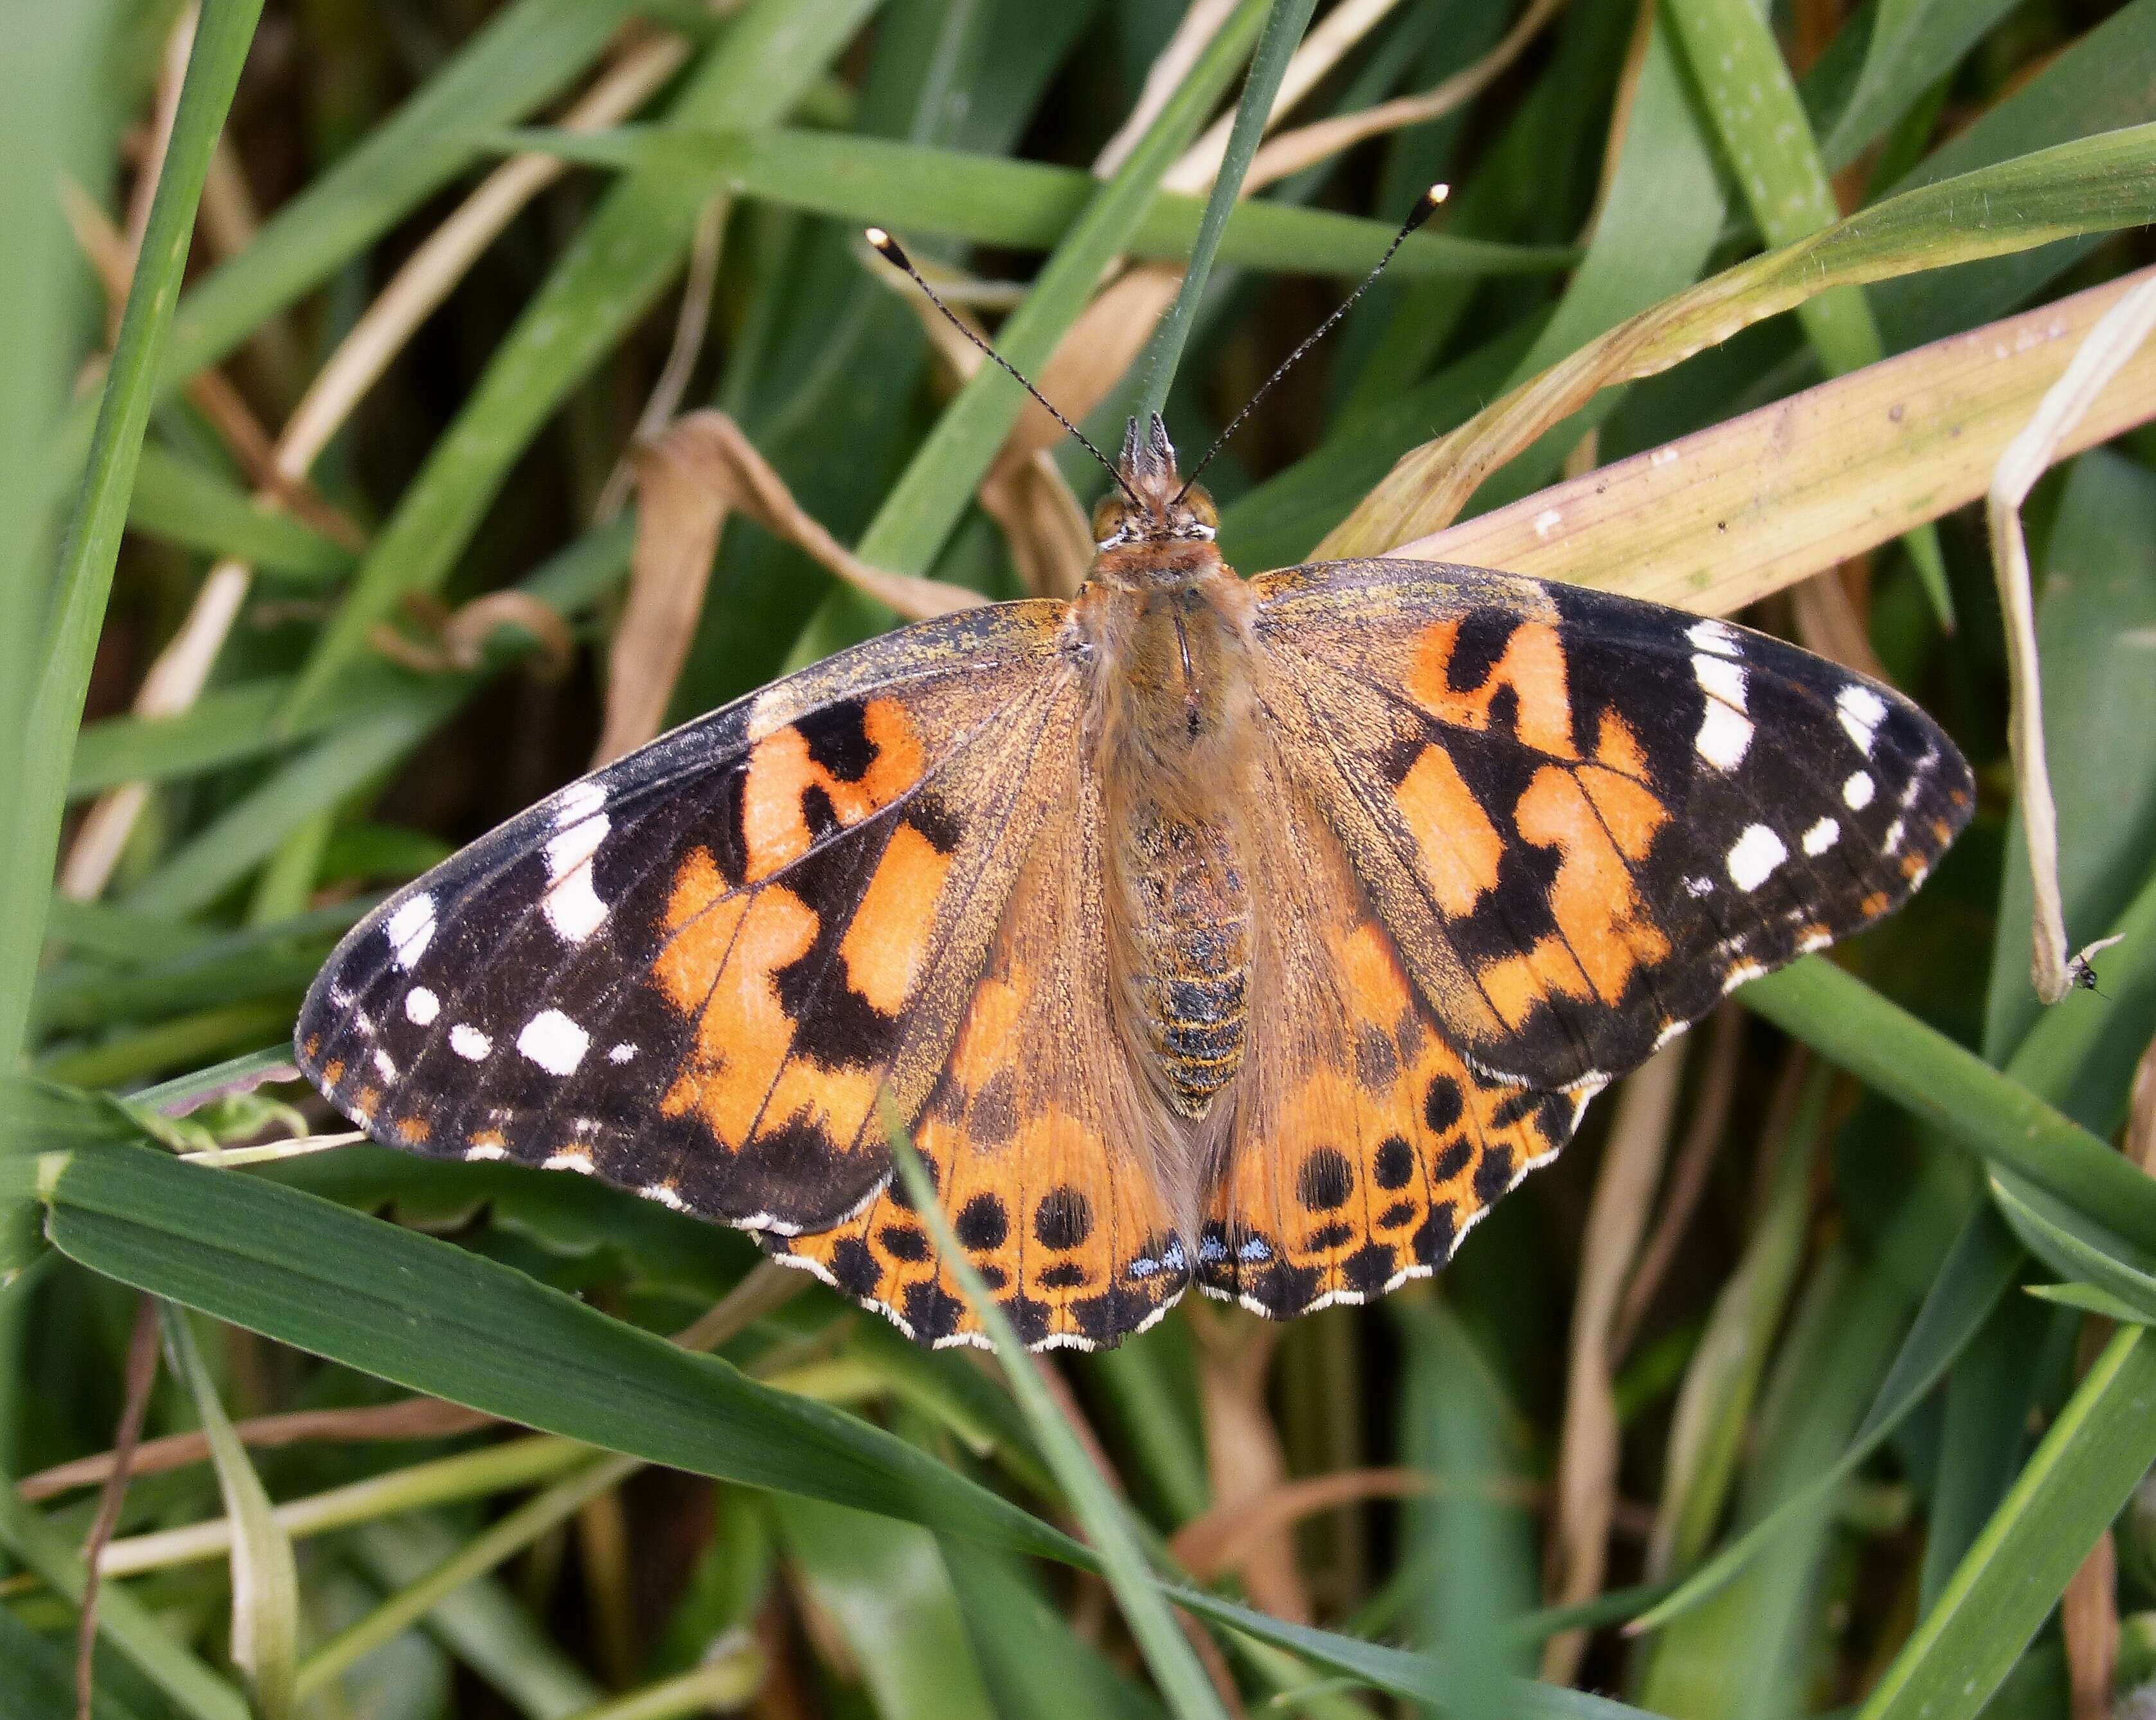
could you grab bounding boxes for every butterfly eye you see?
[1092,492,1127,542]
[1184,489,1218,532]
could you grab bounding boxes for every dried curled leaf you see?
[601,410,980,764]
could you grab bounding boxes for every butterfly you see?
[294,396,1970,1351]
[296,195,1970,1351]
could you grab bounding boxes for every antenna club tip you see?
[1406,184,1449,231]
[865,227,907,266]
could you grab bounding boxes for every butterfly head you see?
[1089,415,1220,581]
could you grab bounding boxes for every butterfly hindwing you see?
[1198,752,1581,1317]
[769,737,1192,1350]
[295,601,1078,1235]
[1254,558,1973,1093]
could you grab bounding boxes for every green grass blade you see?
[0,0,264,1227]
[1132,0,1319,424]
[0,0,109,1164]
[40,1140,1085,1562]
[774,1497,997,1720]
[126,444,355,580]
[1858,1325,2156,1719]
[508,125,1571,280]
[162,1304,301,1719]
[881,1112,1231,1720]
[0,1482,251,1720]
[0,1601,157,1720]
[280,0,885,725]
[1741,957,2156,1257]
[1872,0,2156,348]
[295,1453,640,1700]
[1819,0,2026,169]
[1991,1171,2156,1325]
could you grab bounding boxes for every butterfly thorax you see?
[1080,417,1258,1118]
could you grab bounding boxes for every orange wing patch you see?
[1405,614,1575,759]
[739,696,926,882]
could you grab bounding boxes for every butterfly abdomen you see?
[1121,805,1251,1114]
[1092,576,1261,1117]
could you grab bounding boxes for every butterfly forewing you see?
[296,601,1076,1234]
[1254,558,1973,1094]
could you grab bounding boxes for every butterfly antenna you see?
[1173,184,1448,502]
[866,227,1143,508]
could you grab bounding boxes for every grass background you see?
[5,1,2156,1717]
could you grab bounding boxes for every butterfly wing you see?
[296,601,1087,1237]
[1252,558,1972,1094]
[768,738,1193,1351]
[1199,747,1584,1317]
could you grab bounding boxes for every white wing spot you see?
[1721,959,1768,994]
[542,813,611,943]
[1695,699,1754,770]
[1883,817,1906,854]
[1797,931,1832,953]
[385,893,436,969]
[404,986,440,1026]
[1726,824,1788,892]
[449,1023,492,1061]
[607,1042,639,1064]
[1801,817,1840,856]
[646,1181,690,1212]
[1844,770,1876,810]
[1686,619,1740,657]
[553,780,608,826]
[542,1147,597,1175]
[1684,875,1716,898]
[1837,684,1887,753]
[372,1049,398,1082]
[465,1142,508,1162]
[517,1009,589,1076]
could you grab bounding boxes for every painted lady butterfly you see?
[298,254,1970,1352]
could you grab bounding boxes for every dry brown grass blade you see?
[76,1299,161,1720]
[21,1399,495,1501]
[1323,177,2156,558]
[1986,273,2156,1004]
[1610,1004,1744,1358]
[1243,0,1567,192]
[2127,1034,2156,1173]
[1168,0,1405,193]
[600,411,981,764]
[2063,1529,2119,1720]
[1170,1467,1438,1581]
[1193,1313,1310,1623]
[1542,1039,1686,1683]
[1094,0,1242,177]
[1373,267,2156,620]
[1788,563,1890,680]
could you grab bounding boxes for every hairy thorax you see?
[1079,554,1260,1117]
